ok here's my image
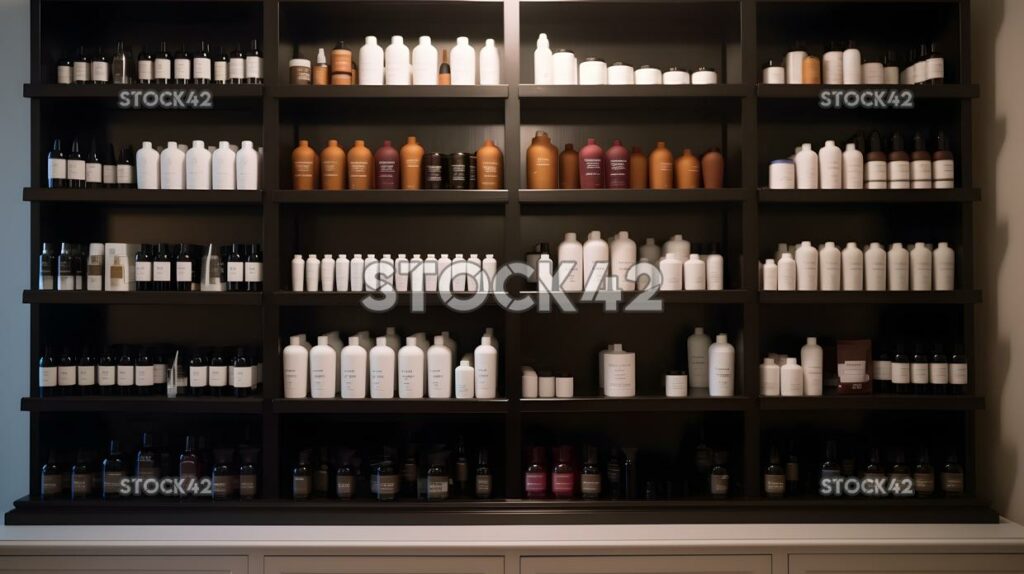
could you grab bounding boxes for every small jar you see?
[331,72,353,85]
[422,152,446,189]
[662,67,691,85]
[665,372,688,397]
[289,58,312,85]
[634,65,662,85]
[538,373,555,398]
[769,159,796,189]
[552,49,576,85]
[862,61,884,84]
[607,62,634,85]
[555,374,574,398]
[762,59,785,84]
[692,66,719,85]
[578,57,608,85]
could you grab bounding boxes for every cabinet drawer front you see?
[0,555,247,573]
[790,553,1024,574]
[264,556,503,574]
[522,555,771,574]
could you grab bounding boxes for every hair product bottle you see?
[675,148,701,189]
[648,142,673,189]
[605,139,629,189]
[400,136,424,190]
[291,140,316,190]
[347,140,373,190]
[701,147,724,188]
[559,144,579,188]
[629,146,647,188]
[320,139,345,191]
[476,139,503,189]
[526,131,558,189]
[579,138,605,189]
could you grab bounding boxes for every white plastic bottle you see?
[474,335,498,399]
[185,140,211,190]
[398,337,425,398]
[708,334,735,397]
[479,39,500,85]
[640,238,661,264]
[482,253,497,293]
[468,253,483,292]
[864,242,887,291]
[795,241,819,291]
[610,231,637,291]
[369,336,396,398]
[706,250,724,291]
[350,254,365,291]
[933,242,955,291]
[583,230,609,291]
[819,242,841,291]
[304,253,320,292]
[659,253,683,291]
[412,36,438,86]
[384,35,411,86]
[763,259,778,291]
[394,254,409,292]
[427,335,453,398]
[282,335,309,399]
[212,141,236,190]
[159,141,185,190]
[780,357,804,396]
[888,242,910,291]
[450,36,476,85]
[683,254,706,291]
[687,328,711,389]
[534,33,553,85]
[321,254,335,292]
[309,336,337,399]
[291,254,304,292]
[785,46,807,84]
[335,255,350,292]
[760,358,781,396]
[843,41,862,84]
[436,253,452,292]
[801,337,824,396]
[818,140,842,189]
[363,254,379,291]
[842,142,864,189]
[136,142,160,189]
[358,36,385,85]
[379,253,396,291]
[841,242,863,291]
[602,344,636,397]
[557,232,584,292]
[663,234,691,262]
[235,140,259,190]
[778,252,797,291]
[455,360,475,399]
[823,44,843,85]
[340,336,368,399]
[451,253,467,292]
[910,242,933,291]
[795,143,819,189]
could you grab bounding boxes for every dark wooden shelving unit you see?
[13,0,984,526]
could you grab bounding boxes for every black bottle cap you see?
[891,132,905,152]
[936,131,950,151]
[869,131,883,152]
[914,132,927,152]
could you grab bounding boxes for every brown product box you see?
[837,339,872,394]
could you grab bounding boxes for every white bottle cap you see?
[193,140,205,148]
[481,336,492,345]
[486,39,495,47]
[617,231,629,239]
[434,335,445,345]
[167,140,177,148]
[290,335,302,345]
[825,241,836,248]
[825,140,835,147]
[807,337,817,344]
[460,359,471,366]
[392,35,403,44]
[348,336,360,345]
[611,343,623,351]
[695,327,704,334]
[376,337,387,345]
[846,143,857,151]
[366,35,377,44]
[565,232,577,241]
[765,258,775,265]
[142,141,153,148]
[420,36,431,44]
[316,49,326,64]
[802,143,812,150]
[308,253,317,259]
[801,240,812,246]
[588,230,602,240]
[939,241,949,247]
[317,336,329,345]
[763,358,775,366]
[323,253,333,259]
[689,254,700,260]
[716,334,728,343]
[486,253,494,258]
[457,36,469,45]
[786,357,798,365]
[406,337,417,345]
[293,254,302,260]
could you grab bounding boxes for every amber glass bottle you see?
[320,139,345,191]
[476,139,504,190]
[675,148,701,189]
[347,140,373,190]
[629,146,647,189]
[559,144,579,189]
[648,141,673,189]
[291,140,316,190]
[526,131,558,189]
[400,136,424,190]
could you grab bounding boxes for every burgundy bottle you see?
[605,139,630,189]
[374,140,399,189]
[524,446,548,499]
[578,137,605,189]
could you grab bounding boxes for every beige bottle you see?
[675,148,701,189]
[476,139,503,190]
[292,139,316,190]
[347,139,373,190]
[400,136,425,190]
[559,144,579,189]
[629,146,647,189]
[648,142,673,190]
[802,54,822,85]
[320,139,346,191]
[526,131,558,189]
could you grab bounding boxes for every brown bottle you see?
[526,131,558,189]
[675,148,701,189]
[648,141,673,190]
[559,144,579,189]
[629,146,647,189]
[347,139,373,190]
[802,54,821,85]
[330,41,352,74]
[476,139,503,190]
[438,48,451,86]
[400,136,425,190]
[374,140,400,189]
[701,147,724,189]
[291,139,316,190]
[320,139,346,191]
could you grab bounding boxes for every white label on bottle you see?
[950,363,968,385]
[57,366,76,386]
[244,262,262,282]
[102,164,116,184]
[153,363,167,385]
[911,363,929,385]
[135,365,154,387]
[189,366,208,387]
[77,365,95,387]
[912,160,932,183]
[85,163,102,183]
[67,159,86,181]
[154,59,171,80]
[174,58,191,80]
[39,366,57,388]
[135,261,152,282]
[73,62,89,82]
[153,261,171,281]
[926,57,944,81]
[930,363,949,385]
[227,262,244,282]
[889,161,910,182]
[194,57,212,80]
[57,65,71,84]
[91,62,109,82]
[245,56,262,80]
[891,362,910,385]
[232,366,254,388]
[138,60,153,81]
[311,367,331,395]
[229,58,244,80]
[116,365,134,386]
[208,365,228,388]
[175,261,193,283]
[97,365,116,386]
[872,360,892,381]
[214,61,227,83]
[934,159,954,181]
[866,160,887,183]
[57,273,74,291]
[48,158,66,180]
[116,164,134,184]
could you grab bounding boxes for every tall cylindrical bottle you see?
[559,144,579,189]
[320,139,345,191]
[708,334,734,397]
[374,140,399,189]
[629,146,647,188]
[292,140,316,190]
[347,140,373,190]
[701,147,724,188]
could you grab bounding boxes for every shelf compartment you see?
[759,291,981,305]
[23,290,262,306]
[273,398,509,414]
[758,188,980,204]
[24,187,262,204]
[21,396,263,414]
[269,85,508,100]
[269,189,508,204]
[760,394,984,411]
[519,85,747,100]
[23,83,263,99]
[520,188,750,204]
[757,84,979,100]
[520,396,753,413]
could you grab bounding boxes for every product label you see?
[135,365,153,387]
[153,261,171,282]
[244,262,262,282]
[135,261,152,282]
[335,475,354,498]
[154,59,171,80]
[911,363,930,385]
[941,472,964,493]
[116,365,134,387]
[377,474,398,496]
[229,58,244,80]
[866,161,888,182]
[208,365,227,388]
[525,471,547,495]
[73,62,89,83]
[239,476,257,498]
[189,366,208,388]
[245,56,263,80]
[102,165,116,185]
[37,366,56,388]
[138,60,153,81]
[67,159,86,181]
[926,57,944,81]
[232,366,254,388]
[194,58,212,80]
[103,471,124,495]
[97,365,116,386]
[85,162,102,183]
[912,160,932,182]
[77,365,95,387]
[552,472,574,497]
[173,58,191,80]
[950,363,968,385]
[91,61,109,82]
[872,360,892,381]
[765,474,785,495]
[227,261,244,282]
[71,473,92,496]
[48,158,67,180]
[930,363,949,385]
[427,476,449,500]
[293,475,310,498]
[933,159,955,182]
[213,61,228,83]
[913,473,935,494]
[580,474,601,495]
[57,365,76,387]
[175,261,193,283]
[153,363,168,386]
[582,157,603,179]
[889,161,910,184]
[710,474,729,495]
[57,65,71,84]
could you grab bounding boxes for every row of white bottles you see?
[520,367,575,399]
[291,252,499,293]
[774,41,943,86]
[136,140,260,191]
[762,241,954,292]
[283,329,499,399]
[759,337,824,396]
[686,328,735,397]
[358,35,500,86]
[551,231,724,292]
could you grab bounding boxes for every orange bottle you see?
[629,146,647,189]
[476,139,504,190]
[320,139,346,191]
[400,136,425,190]
[559,144,579,189]
[347,139,373,190]
[802,55,822,85]
[675,148,701,189]
[701,147,724,189]
[526,130,558,189]
[648,141,673,190]
[292,139,316,190]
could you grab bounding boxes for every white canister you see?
[634,65,662,85]
[552,49,576,85]
[522,367,538,398]
[607,62,634,85]
[538,373,555,398]
[862,62,884,84]
[662,67,691,85]
[665,372,688,397]
[692,66,718,85]
[763,61,785,84]
[769,159,796,189]
[555,375,574,398]
[578,57,608,85]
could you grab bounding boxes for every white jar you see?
[662,67,690,85]
[521,367,539,398]
[763,61,785,85]
[578,57,608,85]
[634,65,662,85]
[607,62,634,85]
[769,159,796,189]
[691,67,718,85]
[552,49,576,85]
[665,373,688,397]
[602,344,635,397]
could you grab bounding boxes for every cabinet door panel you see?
[790,553,1024,574]
[521,555,771,574]
[0,555,247,573]
[264,556,503,574]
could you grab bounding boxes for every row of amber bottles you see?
[526,131,724,190]
[292,137,504,191]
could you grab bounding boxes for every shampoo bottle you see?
[320,139,346,191]
[159,141,185,190]
[340,336,368,399]
[450,36,476,85]
[292,140,316,190]
[212,141,236,190]
[412,36,438,86]
[358,36,384,85]
[795,143,819,189]
[526,130,558,189]
[610,231,637,291]
[675,148,701,189]
[185,140,211,190]
[309,336,337,399]
[427,335,453,398]
[778,252,796,290]
[479,39,500,85]
[476,139,503,189]
[347,140,373,190]
[282,335,309,399]
[819,241,841,291]
[579,138,605,189]
[648,142,673,189]
[683,254,706,291]
[801,337,823,396]
[474,336,498,399]
[557,232,584,292]
[534,33,553,84]
[795,241,819,291]
[760,357,781,396]
[369,337,396,398]
[384,35,411,86]
[400,136,424,190]
[559,144,579,188]
[606,139,630,189]
[842,142,864,189]
[583,231,609,291]
[455,360,475,399]
[865,242,887,291]
[629,146,647,188]
[235,141,259,190]
[136,142,160,189]
[888,242,910,291]
[708,334,735,397]
[398,337,425,398]
[780,358,804,396]
[818,140,842,189]
[687,327,711,389]
[841,242,864,291]
[910,242,933,291]
[933,242,955,291]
